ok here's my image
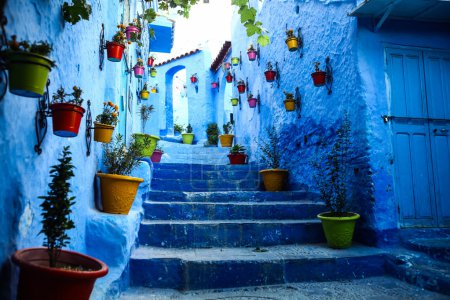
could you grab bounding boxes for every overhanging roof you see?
[349,0,450,24]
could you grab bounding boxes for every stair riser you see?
[130,255,386,290]
[153,163,260,172]
[144,203,325,220]
[153,170,260,181]
[138,222,324,248]
[151,179,261,192]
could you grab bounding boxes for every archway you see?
[164,65,187,135]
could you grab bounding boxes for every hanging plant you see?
[311,62,327,87]
[149,67,157,78]
[237,79,246,94]
[147,55,156,67]
[106,24,129,62]
[94,101,119,143]
[62,0,92,25]
[231,57,240,66]
[283,91,295,111]
[225,71,233,83]
[140,83,149,100]
[264,62,276,82]
[285,29,299,52]
[125,18,143,46]
[190,73,198,83]
[247,44,257,61]
[133,58,145,78]
[211,81,219,89]
[230,97,239,106]
[223,62,231,70]
[248,94,257,108]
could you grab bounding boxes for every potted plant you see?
[106,24,128,62]
[133,58,145,78]
[285,29,299,52]
[182,123,194,144]
[140,83,149,100]
[237,79,246,94]
[223,62,231,70]
[311,61,326,87]
[231,56,240,66]
[3,36,55,97]
[225,71,233,83]
[12,146,108,300]
[94,101,119,143]
[219,121,234,147]
[283,91,296,111]
[149,67,157,78]
[258,125,288,191]
[150,85,158,93]
[247,44,257,61]
[97,134,145,214]
[147,55,155,67]
[190,73,198,83]
[206,123,219,146]
[248,94,257,108]
[228,144,247,165]
[174,123,183,136]
[133,104,160,157]
[230,97,239,106]
[151,144,164,163]
[125,18,142,42]
[264,62,276,82]
[312,114,360,248]
[50,86,85,137]
[211,81,219,89]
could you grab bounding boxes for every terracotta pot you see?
[285,37,299,52]
[248,98,257,108]
[133,66,145,78]
[140,90,149,100]
[49,103,85,137]
[231,57,240,66]
[228,153,247,165]
[237,84,246,94]
[147,57,154,67]
[318,212,360,249]
[260,169,288,191]
[225,75,233,83]
[264,70,276,82]
[219,134,234,147]
[284,99,296,111]
[230,98,239,106]
[150,150,163,163]
[247,50,257,61]
[12,247,108,300]
[211,82,218,89]
[106,42,125,62]
[93,122,114,143]
[125,25,140,40]
[311,71,327,87]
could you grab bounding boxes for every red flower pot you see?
[228,153,247,165]
[237,84,246,94]
[211,82,218,89]
[264,70,276,82]
[248,98,257,108]
[147,57,154,67]
[226,75,233,83]
[106,42,125,62]
[50,103,85,137]
[190,76,198,83]
[311,71,327,87]
[247,50,257,61]
[12,248,108,300]
[151,150,164,163]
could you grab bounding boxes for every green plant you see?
[39,146,75,268]
[51,86,84,106]
[311,114,352,215]
[103,134,143,175]
[112,24,128,46]
[283,91,294,99]
[96,101,119,126]
[62,0,92,25]
[223,122,233,135]
[139,104,155,129]
[206,123,219,146]
[258,125,281,169]
[135,58,144,67]
[230,144,246,154]
[231,0,269,46]
[185,123,193,134]
[142,83,148,92]
[174,123,183,134]
[6,36,54,59]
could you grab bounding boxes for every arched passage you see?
[164,65,186,135]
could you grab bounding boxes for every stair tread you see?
[144,200,324,205]
[141,219,321,225]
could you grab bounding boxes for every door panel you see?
[423,51,450,119]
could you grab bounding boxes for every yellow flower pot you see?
[97,173,144,215]
[260,169,288,191]
[140,90,149,100]
[94,122,115,143]
[182,133,195,144]
[284,99,296,111]
[219,134,234,147]
[285,37,299,52]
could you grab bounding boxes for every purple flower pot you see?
[125,26,140,40]
[247,50,257,61]
[248,98,257,108]
[133,66,145,78]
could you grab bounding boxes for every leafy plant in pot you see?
[133,104,160,157]
[258,125,288,191]
[228,144,247,165]
[50,86,85,137]
[133,58,145,78]
[106,24,128,62]
[312,114,360,249]
[97,134,145,214]
[12,146,108,300]
[182,123,194,144]
[174,123,183,136]
[205,123,219,146]
[94,101,119,143]
[219,121,234,147]
[140,83,150,100]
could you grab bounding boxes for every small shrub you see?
[257,125,281,169]
[206,123,219,146]
[103,134,143,176]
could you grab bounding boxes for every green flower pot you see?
[6,52,54,98]
[230,98,239,106]
[231,57,240,66]
[133,133,160,157]
[181,133,194,144]
[317,212,360,249]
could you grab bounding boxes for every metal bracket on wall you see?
[256,44,261,66]
[0,15,8,101]
[295,87,302,119]
[275,62,281,88]
[34,80,51,155]
[99,23,106,71]
[238,94,242,110]
[325,56,333,95]
[85,100,93,156]
[257,91,261,114]
[239,51,242,70]
[232,70,236,85]
[297,27,304,58]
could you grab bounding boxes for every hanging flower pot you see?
[147,56,155,67]
[230,98,239,106]
[125,25,140,40]
[94,101,119,143]
[94,122,115,143]
[151,149,164,163]
[211,82,219,89]
[140,89,149,99]
[247,44,257,61]
[225,72,233,83]
[248,95,257,108]
[237,80,246,94]
[190,74,198,83]
[264,70,276,82]
[283,92,296,111]
[133,65,145,78]
[150,87,157,94]
[223,62,231,70]
[50,103,85,138]
[106,41,125,62]
[285,29,299,52]
[231,57,240,66]
[150,68,157,78]
[311,62,327,87]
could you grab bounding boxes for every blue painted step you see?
[153,163,261,172]
[152,169,260,181]
[151,178,261,192]
[138,219,324,248]
[130,244,387,290]
[144,201,325,220]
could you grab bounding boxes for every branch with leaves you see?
[231,0,270,46]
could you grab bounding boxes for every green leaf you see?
[257,34,270,47]
[240,7,256,23]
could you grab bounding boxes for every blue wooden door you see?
[387,47,450,228]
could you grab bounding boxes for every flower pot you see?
[225,75,233,83]
[140,90,149,100]
[49,103,85,137]
[317,212,360,249]
[237,84,246,94]
[231,98,239,106]
[284,99,296,111]
[190,76,197,83]
[150,69,157,77]
[125,25,140,40]
[285,37,299,52]
[260,169,288,191]
[248,98,257,108]
[151,88,157,93]
[150,150,164,163]
[247,50,257,61]
[133,133,160,156]
[93,122,114,143]
[211,82,218,89]
[6,52,53,98]
[12,247,108,300]
[97,173,144,214]
[182,133,195,144]
[133,66,145,78]
[147,57,154,67]
[106,42,125,62]
[231,57,240,66]
[219,134,234,147]
[311,71,327,87]
[228,153,247,165]
[264,70,276,82]
[223,62,231,70]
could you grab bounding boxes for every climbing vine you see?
[231,0,269,46]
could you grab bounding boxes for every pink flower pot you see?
[211,82,218,89]
[125,26,140,40]
[133,66,145,78]
[248,98,257,108]
[151,150,163,163]
[247,50,257,61]
[224,62,231,70]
